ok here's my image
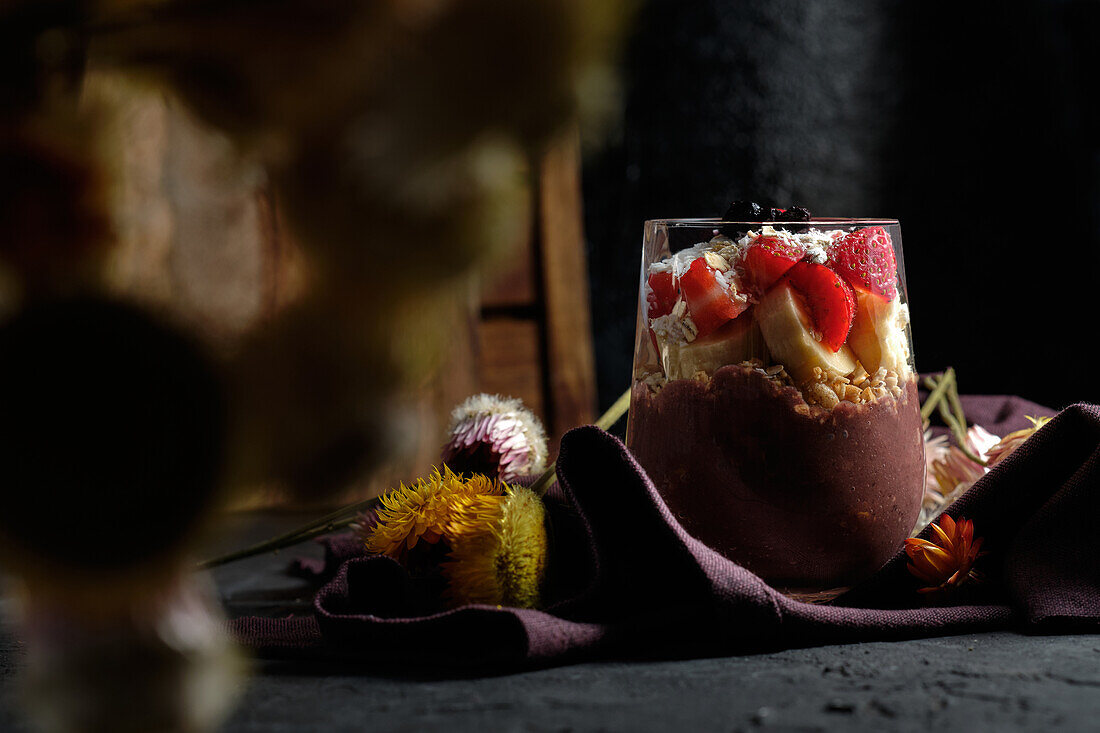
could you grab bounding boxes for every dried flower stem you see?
[920,367,954,422]
[527,387,631,498]
[196,510,369,570]
[921,368,986,467]
[198,387,632,570]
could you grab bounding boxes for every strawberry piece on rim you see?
[782,261,855,352]
[646,271,679,319]
[742,235,806,295]
[828,226,898,301]
[678,257,748,338]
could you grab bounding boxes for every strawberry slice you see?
[742,235,806,295]
[828,226,897,301]
[678,257,748,337]
[646,271,679,318]
[783,261,855,352]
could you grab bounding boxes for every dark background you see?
[582,0,1100,414]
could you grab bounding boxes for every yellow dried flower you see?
[365,467,546,609]
[365,467,504,558]
[445,485,546,609]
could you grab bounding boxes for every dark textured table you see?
[3,511,1098,732]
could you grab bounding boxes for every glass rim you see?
[646,217,900,227]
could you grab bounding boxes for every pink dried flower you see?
[984,415,1050,468]
[441,394,548,483]
[923,428,950,493]
[917,424,1000,533]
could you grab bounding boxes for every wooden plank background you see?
[99,76,596,508]
[478,129,596,452]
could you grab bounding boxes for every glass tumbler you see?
[626,218,925,589]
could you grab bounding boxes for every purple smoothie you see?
[626,365,925,587]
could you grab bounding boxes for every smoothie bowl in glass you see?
[625,209,925,590]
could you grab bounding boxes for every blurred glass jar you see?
[626,218,924,589]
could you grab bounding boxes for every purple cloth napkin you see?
[230,394,1099,670]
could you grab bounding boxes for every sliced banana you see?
[756,283,856,383]
[657,312,764,380]
[848,291,911,377]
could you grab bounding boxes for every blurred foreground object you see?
[1,0,629,728]
[0,296,225,585]
[13,572,243,733]
[83,0,628,500]
[0,120,112,302]
[0,296,240,733]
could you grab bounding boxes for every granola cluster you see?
[639,359,904,411]
[802,363,903,409]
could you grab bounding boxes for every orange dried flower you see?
[904,515,986,595]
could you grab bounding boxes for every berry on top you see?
[777,206,811,222]
[721,201,812,224]
[722,200,765,222]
